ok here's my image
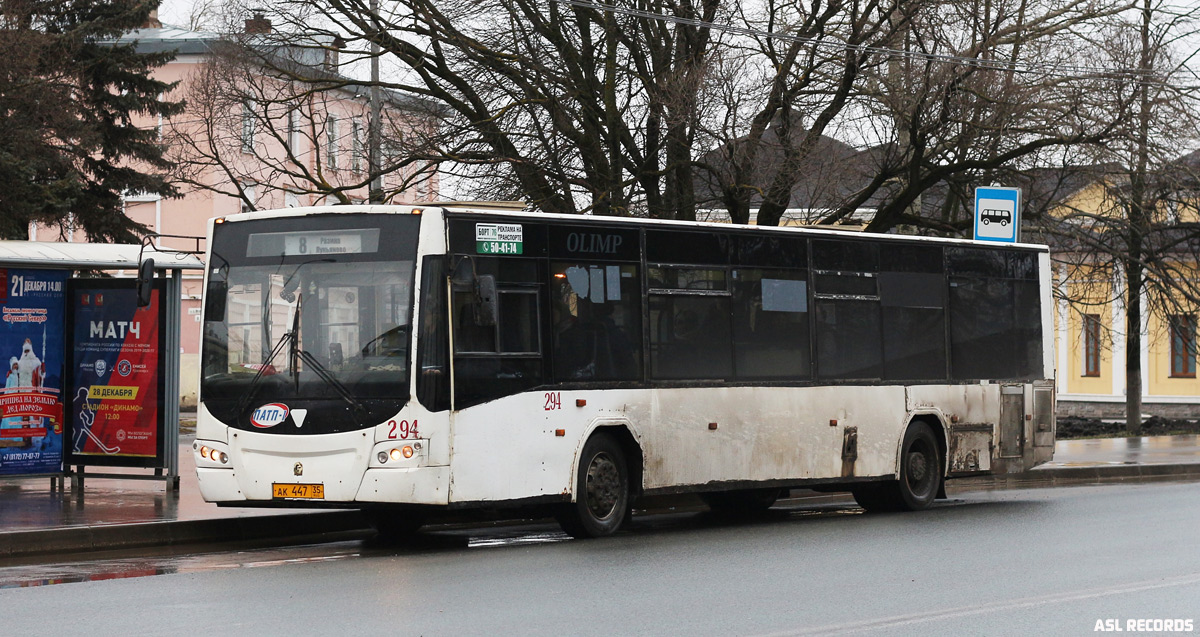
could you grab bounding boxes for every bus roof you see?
[219,204,1050,252]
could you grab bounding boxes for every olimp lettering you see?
[566,232,622,254]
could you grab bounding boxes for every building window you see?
[287,109,301,155]
[325,115,338,170]
[351,120,363,173]
[1170,314,1196,378]
[240,182,256,213]
[240,100,255,153]
[1082,313,1101,377]
[285,191,299,208]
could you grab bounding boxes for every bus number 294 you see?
[388,419,419,439]
[544,392,561,411]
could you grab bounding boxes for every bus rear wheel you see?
[701,488,782,515]
[853,422,942,513]
[556,433,630,539]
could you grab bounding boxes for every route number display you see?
[246,229,380,257]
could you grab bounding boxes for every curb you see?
[3,463,1199,560]
[0,511,370,561]
[953,462,1200,490]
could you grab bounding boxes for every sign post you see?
[974,186,1022,244]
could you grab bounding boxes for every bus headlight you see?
[194,440,232,468]
[372,441,425,467]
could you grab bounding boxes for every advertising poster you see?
[68,282,163,464]
[0,268,67,476]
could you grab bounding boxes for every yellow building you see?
[1047,165,1200,419]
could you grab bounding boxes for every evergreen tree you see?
[0,0,182,241]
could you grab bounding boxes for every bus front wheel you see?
[853,422,942,512]
[556,433,630,539]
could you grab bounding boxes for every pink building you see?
[32,19,439,406]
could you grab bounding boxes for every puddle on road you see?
[0,549,364,589]
[0,528,572,589]
[0,502,867,588]
[467,531,571,548]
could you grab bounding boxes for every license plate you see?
[272,483,325,499]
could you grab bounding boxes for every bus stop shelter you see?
[0,241,204,491]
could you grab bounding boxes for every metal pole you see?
[163,269,182,492]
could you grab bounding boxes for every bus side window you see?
[550,263,642,382]
[812,240,882,380]
[450,256,545,408]
[946,248,1042,380]
[731,269,810,379]
[878,244,946,381]
[648,266,732,381]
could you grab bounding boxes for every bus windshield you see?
[201,214,420,427]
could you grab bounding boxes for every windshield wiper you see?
[233,300,365,421]
[234,257,368,421]
[260,257,333,359]
[235,323,295,416]
[238,258,334,416]
[288,291,302,392]
[282,291,367,419]
[294,347,368,420]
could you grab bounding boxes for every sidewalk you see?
[0,434,369,559]
[2,434,1199,560]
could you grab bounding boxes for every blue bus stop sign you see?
[974,186,1022,243]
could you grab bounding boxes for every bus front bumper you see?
[196,464,451,505]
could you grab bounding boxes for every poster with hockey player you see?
[68,281,163,464]
[0,269,66,476]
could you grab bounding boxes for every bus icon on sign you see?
[974,186,1021,243]
[980,209,1011,226]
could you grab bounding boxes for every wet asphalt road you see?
[1,481,1198,636]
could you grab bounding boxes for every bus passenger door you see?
[999,384,1024,457]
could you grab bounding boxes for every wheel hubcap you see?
[908,450,928,482]
[905,436,937,498]
[585,452,620,519]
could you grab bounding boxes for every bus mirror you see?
[280,275,300,302]
[474,275,497,326]
[450,258,475,288]
[136,259,155,307]
[204,277,227,321]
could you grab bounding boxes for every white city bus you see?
[194,204,1055,537]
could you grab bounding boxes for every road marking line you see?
[754,572,1200,636]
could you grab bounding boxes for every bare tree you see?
[817,0,1133,234]
[163,24,442,210]
[1031,0,1200,432]
[205,0,1141,230]
[182,0,223,32]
